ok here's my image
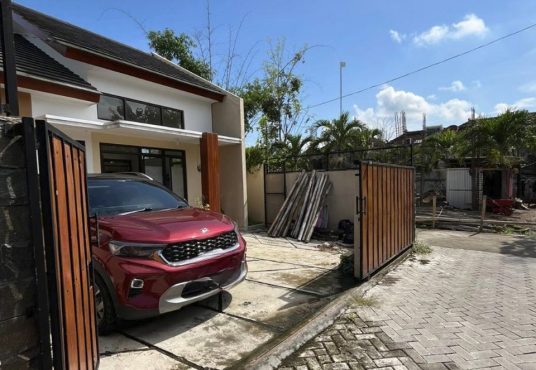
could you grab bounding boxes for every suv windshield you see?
[88,179,188,216]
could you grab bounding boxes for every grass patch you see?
[350,294,379,307]
[497,225,536,237]
[412,241,432,255]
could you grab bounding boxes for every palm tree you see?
[271,134,312,171]
[312,112,366,153]
[419,129,461,172]
[460,110,536,167]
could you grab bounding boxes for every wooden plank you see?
[78,151,98,368]
[378,166,383,267]
[46,134,66,370]
[392,167,396,254]
[64,143,87,370]
[396,168,402,253]
[383,166,388,263]
[368,164,374,275]
[388,168,395,256]
[73,147,92,370]
[200,133,220,212]
[374,165,380,272]
[52,137,79,370]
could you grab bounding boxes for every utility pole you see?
[339,61,345,118]
[0,0,18,116]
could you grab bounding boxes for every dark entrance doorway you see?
[483,170,502,199]
[100,143,187,199]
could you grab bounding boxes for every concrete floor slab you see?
[245,233,348,270]
[202,280,328,330]
[247,258,351,297]
[98,232,353,369]
[122,305,276,369]
[99,334,184,370]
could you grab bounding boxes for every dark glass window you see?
[97,95,124,120]
[97,94,184,129]
[162,108,184,129]
[125,100,162,125]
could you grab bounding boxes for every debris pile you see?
[268,171,332,242]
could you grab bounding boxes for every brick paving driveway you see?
[279,240,536,369]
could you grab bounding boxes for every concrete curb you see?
[233,247,413,370]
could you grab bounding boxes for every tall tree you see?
[147,29,213,80]
[459,109,536,167]
[238,40,309,138]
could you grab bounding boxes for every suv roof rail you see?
[115,172,154,181]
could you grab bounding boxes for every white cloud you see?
[439,80,466,92]
[494,97,536,113]
[389,30,406,43]
[353,85,473,129]
[519,82,536,93]
[413,14,488,46]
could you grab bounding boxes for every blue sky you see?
[17,0,536,137]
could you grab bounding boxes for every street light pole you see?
[339,61,346,118]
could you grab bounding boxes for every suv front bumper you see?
[158,259,247,314]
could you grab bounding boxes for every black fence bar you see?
[23,118,53,369]
[265,144,415,174]
[0,0,19,116]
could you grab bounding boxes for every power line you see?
[307,21,536,110]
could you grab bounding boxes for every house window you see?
[97,95,124,120]
[97,94,184,129]
[100,143,187,199]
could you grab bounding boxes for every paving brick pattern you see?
[279,247,536,369]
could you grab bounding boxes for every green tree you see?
[419,129,461,172]
[459,109,536,167]
[312,112,366,153]
[238,40,309,139]
[148,29,213,80]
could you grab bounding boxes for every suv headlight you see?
[109,241,166,258]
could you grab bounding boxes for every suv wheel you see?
[94,275,116,335]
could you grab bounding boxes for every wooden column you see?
[200,132,221,212]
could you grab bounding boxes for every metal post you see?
[0,0,18,116]
[339,61,345,118]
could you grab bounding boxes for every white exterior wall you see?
[87,67,214,132]
[25,36,215,133]
[30,91,98,120]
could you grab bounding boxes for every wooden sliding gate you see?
[36,121,99,369]
[356,161,415,279]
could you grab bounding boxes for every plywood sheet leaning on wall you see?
[268,171,331,242]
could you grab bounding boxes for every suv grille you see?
[161,231,238,264]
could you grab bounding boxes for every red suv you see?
[88,173,247,333]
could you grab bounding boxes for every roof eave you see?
[58,42,225,102]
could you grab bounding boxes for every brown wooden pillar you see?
[200,132,221,212]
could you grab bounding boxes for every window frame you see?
[99,142,188,200]
[97,93,184,129]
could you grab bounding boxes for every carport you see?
[98,232,353,369]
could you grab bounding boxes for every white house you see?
[3,3,247,227]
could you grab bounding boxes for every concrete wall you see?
[254,169,358,230]
[213,94,248,229]
[0,119,42,368]
[246,167,265,225]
